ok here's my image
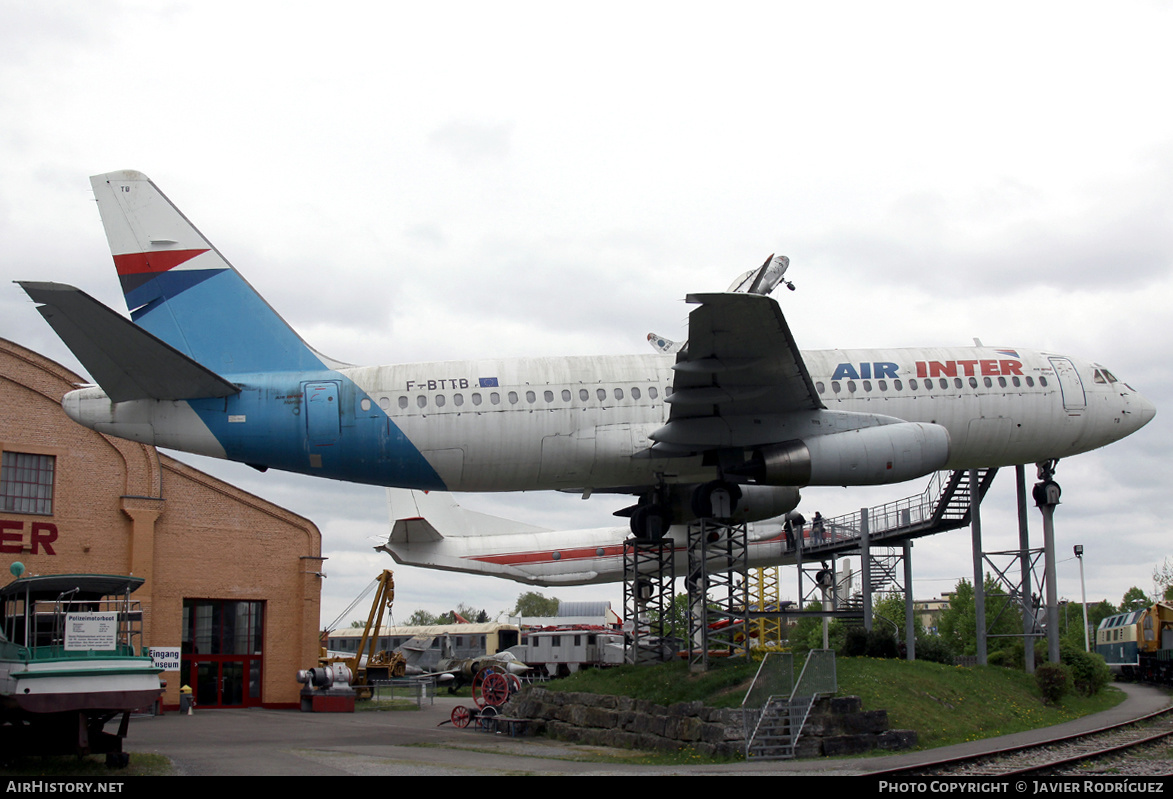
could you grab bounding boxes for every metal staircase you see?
[803,468,998,557]
[742,650,837,760]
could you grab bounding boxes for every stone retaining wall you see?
[502,687,744,758]
[501,687,917,759]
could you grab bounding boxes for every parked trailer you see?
[505,626,624,679]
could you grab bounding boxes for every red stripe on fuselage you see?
[113,249,210,276]
[465,533,786,567]
[468,545,638,566]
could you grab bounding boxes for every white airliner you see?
[381,488,793,586]
[20,171,1155,541]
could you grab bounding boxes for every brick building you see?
[0,338,323,709]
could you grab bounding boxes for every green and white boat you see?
[0,564,163,765]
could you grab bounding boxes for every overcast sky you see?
[2,1,1170,628]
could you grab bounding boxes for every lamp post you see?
[1074,545,1089,652]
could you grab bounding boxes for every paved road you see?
[124,683,1172,776]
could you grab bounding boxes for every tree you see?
[789,600,848,654]
[406,609,444,626]
[1154,558,1173,602]
[1120,586,1150,612]
[872,591,925,641]
[645,593,692,638]
[512,591,560,617]
[451,603,490,623]
[1057,599,1116,650]
[936,576,1023,658]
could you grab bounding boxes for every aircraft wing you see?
[649,292,823,454]
[18,281,239,403]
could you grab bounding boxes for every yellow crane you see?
[323,570,405,698]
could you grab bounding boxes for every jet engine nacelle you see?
[748,422,951,486]
[726,484,801,522]
[667,483,800,524]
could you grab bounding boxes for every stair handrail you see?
[742,649,837,759]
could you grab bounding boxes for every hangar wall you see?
[0,338,323,709]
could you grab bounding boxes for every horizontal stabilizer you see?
[18,281,239,403]
[388,516,445,544]
[386,488,551,543]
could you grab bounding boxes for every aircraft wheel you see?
[630,505,671,541]
[691,481,741,520]
[451,705,473,728]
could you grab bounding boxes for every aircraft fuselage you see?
[62,345,1153,493]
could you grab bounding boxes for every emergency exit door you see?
[303,381,341,444]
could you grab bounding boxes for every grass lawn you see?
[545,655,1128,751]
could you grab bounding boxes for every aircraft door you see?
[303,381,341,444]
[1047,357,1086,413]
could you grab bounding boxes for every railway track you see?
[866,707,1173,778]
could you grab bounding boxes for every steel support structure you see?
[979,544,1047,652]
[750,566,783,650]
[623,537,676,665]
[1034,459,1063,663]
[967,465,1057,669]
[686,518,749,671]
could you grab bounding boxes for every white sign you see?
[150,647,182,671]
[64,612,117,650]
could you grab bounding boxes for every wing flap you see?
[18,281,239,403]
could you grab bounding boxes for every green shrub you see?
[913,633,956,665]
[841,626,868,656]
[1061,645,1112,696]
[1035,661,1071,704]
[865,628,900,659]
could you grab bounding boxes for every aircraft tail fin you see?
[18,281,239,403]
[385,489,552,544]
[89,170,338,375]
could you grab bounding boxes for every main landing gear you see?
[628,480,742,541]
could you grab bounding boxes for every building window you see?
[1,452,55,515]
